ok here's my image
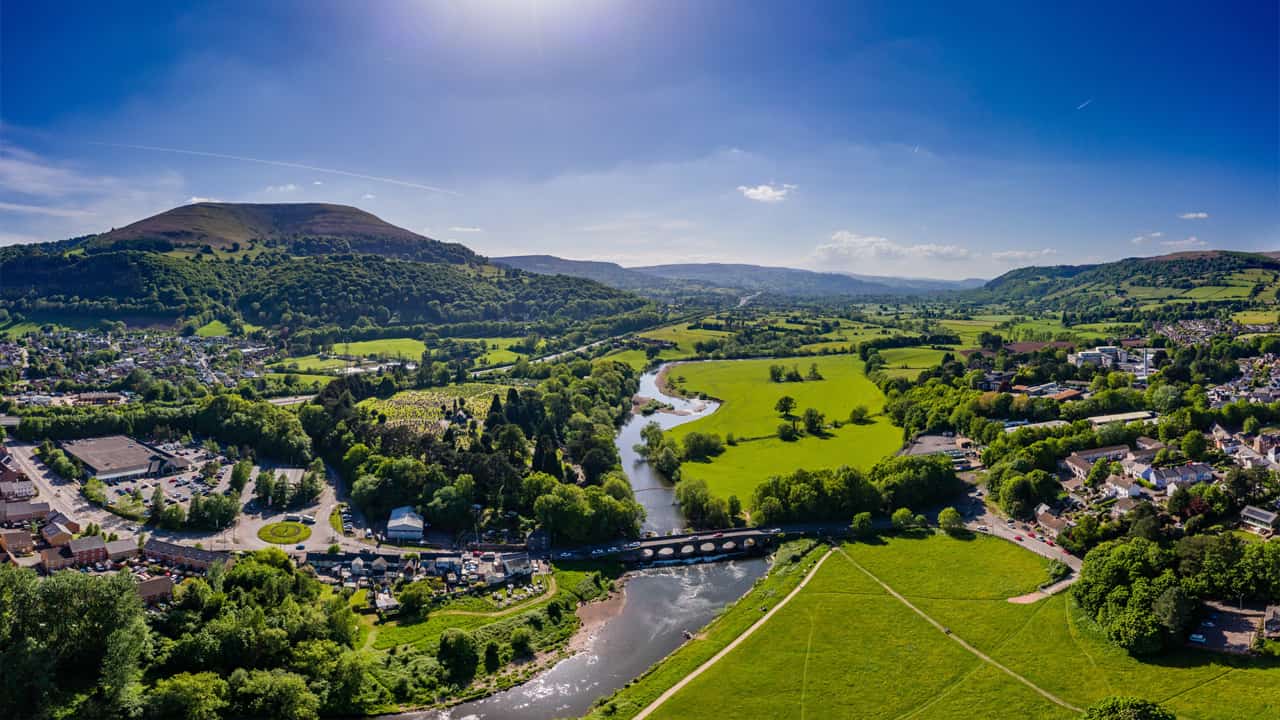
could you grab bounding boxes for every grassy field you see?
[360,383,515,428]
[257,521,312,544]
[644,534,1280,720]
[336,337,427,359]
[264,372,334,388]
[1235,309,1279,324]
[583,541,827,720]
[638,323,732,355]
[447,336,532,366]
[195,319,231,337]
[876,346,952,379]
[666,355,901,503]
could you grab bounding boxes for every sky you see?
[2,0,1277,279]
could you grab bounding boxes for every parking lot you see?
[1190,602,1263,654]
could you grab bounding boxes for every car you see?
[1013,535,1023,541]
[295,544,306,550]
[1189,634,1206,643]
[713,532,724,538]
[1046,540,1055,546]
[1006,519,1015,526]
[1061,548,1070,555]
[1201,621,1216,628]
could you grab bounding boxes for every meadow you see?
[666,355,902,502]
[638,323,732,354]
[644,534,1280,720]
[876,346,952,379]
[446,336,535,366]
[359,383,515,428]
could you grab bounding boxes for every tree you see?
[774,395,797,421]
[1083,696,1175,720]
[777,423,799,442]
[254,469,275,506]
[1180,430,1206,461]
[848,405,870,424]
[849,511,874,539]
[230,459,253,493]
[437,628,479,682]
[1242,415,1261,435]
[891,507,915,531]
[806,363,823,380]
[510,627,533,656]
[802,408,825,435]
[229,668,319,720]
[147,672,229,720]
[938,506,964,534]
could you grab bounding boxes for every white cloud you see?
[990,248,1058,262]
[362,193,376,200]
[448,226,483,233]
[1178,211,1209,219]
[1075,98,1094,111]
[1161,236,1209,250]
[265,183,299,193]
[0,201,94,218]
[186,196,222,204]
[813,231,971,262]
[1130,231,1164,245]
[737,183,795,203]
[312,180,323,185]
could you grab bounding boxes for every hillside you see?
[632,263,899,297]
[977,250,1280,309]
[0,205,651,330]
[493,255,670,291]
[89,202,479,263]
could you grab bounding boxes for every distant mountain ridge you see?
[89,202,478,264]
[494,256,982,298]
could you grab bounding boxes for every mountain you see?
[0,204,651,330]
[88,202,479,264]
[976,250,1280,309]
[838,272,987,292]
[492,255,668,291]
[630,263,900,297]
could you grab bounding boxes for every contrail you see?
[89,141,461,196]
[1075,98,1093,111]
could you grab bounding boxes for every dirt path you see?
[632,548,833,720]
[834,547,1081,714]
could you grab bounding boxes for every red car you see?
[1013,535,1023,541]
[1046,540,1055,546]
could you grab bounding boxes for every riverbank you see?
[580,540,822,720]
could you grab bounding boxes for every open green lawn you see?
[646,535,1280,720]
[447,336,533,366]
[666,355,901,503]
[335,337,426,359]
[638,323,732,355]
[264,372,335,388]
[938,318,1000,345]
[1234,310,1279,324]
[257,521,312,544]
[273,354,349,372]
[876,346,952,379]
[195,319,230,337]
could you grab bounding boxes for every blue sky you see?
[2,1,1276,278]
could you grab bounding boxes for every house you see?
[1135,436,1164,451]
[1240,505,1279,533]
[40,521,73,547]
[1050,388,1084,402]
[1120,456,1152,479]
[1264,606,1280,640]
[143,538,229,571]
[1075,445,1131,463]
[350,557,366,576]
[501,554,534,578]
[1210,423,1233,448]
[1111,496,1142,519]
[386,505,425,542]
[1064,455,1093,480]
[1033,503,1071,539]
[1148,463,1215,490]
[0,500,50,523]
[68,535,108,565]
[136,576,174,604]
[1086,411,1156,428]
[46,511,81,534]
[106,538,139,561]
[0,528,33,555]
[1107,475,1143,498]
[41,547,75,571]
[0,480,36,501]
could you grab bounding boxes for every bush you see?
[777,423,799,442]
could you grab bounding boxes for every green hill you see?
[0,204,650,330]
[976,250,1280,310]
[88,201,478,263]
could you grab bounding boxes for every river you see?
[392,363,761,720]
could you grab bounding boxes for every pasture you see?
[666,355,901,502]
[875,346,952,379]
[360,383,515,428]
[646,534,1280,720]
[638,323,732,355]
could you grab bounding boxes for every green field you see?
[876,346,952,379]
[1235,310,1279,324]
[638,323,732,355]
[257,521,312,544]
[195,319,230,337]
[666,355,902,503]
[646,535,1280,720]
[264,372,335,388]
[938,318,1000,345]
[447,336,538,366]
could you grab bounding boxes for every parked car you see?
[1189,634,1206,644]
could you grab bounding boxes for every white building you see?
[387,505,425,542]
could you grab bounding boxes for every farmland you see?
[876,346,952,379]
[665,355,902,502]
[359,383,516,428]
[644,534,1280,720]
[638,322,732,354]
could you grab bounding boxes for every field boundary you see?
[632,547,834,720]
[834,546,1082,714]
